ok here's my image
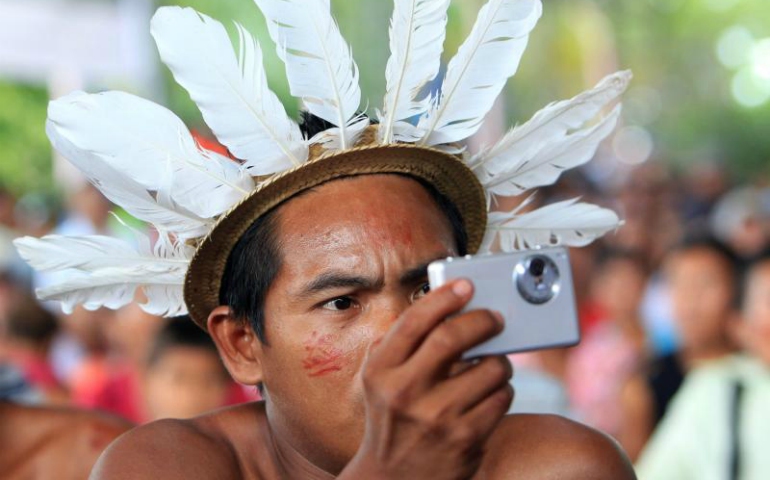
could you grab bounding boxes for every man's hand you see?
[339,279,514,480]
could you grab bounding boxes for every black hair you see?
[667,230,741,307]
[147,316,222,368]
[594,247,650,277]
[669,231,739,276]
[218,113,468,344]
[298,111,336,140]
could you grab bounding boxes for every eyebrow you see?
[399,260,437,286]
[296,253,454,300]
[297,272,382,300]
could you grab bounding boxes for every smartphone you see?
[428,247,579,358]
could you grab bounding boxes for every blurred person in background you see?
[0,238,43,404]
[54,183,113,239]
[710,186,770,264]
[635,252,770,479]
[35,184,122,392]
[611,163,681,358]
[610,162,681,268]
[142,317,232,421]
[566,249,650,455]
[0,186,33,293]
[0,401,132,480]
[60,307,113,403]
[679,161,731,226]
[72,302,164,422]
[78,314,250,423]
[0,292,67,404]
[621,234,740,460]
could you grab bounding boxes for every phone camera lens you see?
[529,258,546,277]
[514,255,561,305]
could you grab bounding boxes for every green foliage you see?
[0,81,53,196]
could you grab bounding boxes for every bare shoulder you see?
[90,416,241,480]
[481,414,636,480]
[58,407,133,445]
[0,402,133,480]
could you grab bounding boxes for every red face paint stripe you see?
[302,332,345,378]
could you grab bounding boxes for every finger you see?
[422,356,513,415]
[458,383,514,443]
[404,309,504,378]
[448,359,476,377]
[367,279,474,369]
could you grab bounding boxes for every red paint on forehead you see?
[360,208,416,249]
[302,331,346,378]
[278,175,453,255]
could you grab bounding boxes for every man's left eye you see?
[412,283,431,302]
[322,297,354,311]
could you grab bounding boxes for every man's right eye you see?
[411,282,431,302]
[322,297,354,311]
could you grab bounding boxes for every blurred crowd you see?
[508,160,770,478]
[1,158,769,478]
[0,179,259,424]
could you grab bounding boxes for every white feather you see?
[13,234,191,316]
[417,0,541,146]
[48,90,254,219]
[151,7,307,174]
[255,0,362,149]
[481,104,622,197]
[485,198,621,251]
[379,0,451,144]
[478,192,537,251]
[472,71,631,196]
[46,120,212,239]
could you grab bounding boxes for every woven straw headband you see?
[185,129,488,328]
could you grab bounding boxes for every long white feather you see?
[485,198,621,251]
[472,71,630,196]
[48,91,254,219]
[417,0,541,146]
[472,71,630,171]
[481,104,622,197]
[254,0,363,149]
[379,0,451,144]
[13,234,191,316]
[46,120,212,239]
[151,7,307,174]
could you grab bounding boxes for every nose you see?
[373,295,412,331]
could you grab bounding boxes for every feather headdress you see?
[15,0,630,327]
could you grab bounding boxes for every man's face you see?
[666,247,735,350]
[258,175,457,471]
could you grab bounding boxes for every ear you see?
[207,306,263,386]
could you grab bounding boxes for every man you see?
[636,252,770,479]
[620,235,740,460]
[15,1,635,477]
[92,171,632,479]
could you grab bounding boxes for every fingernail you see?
[493,311,505,327]
[452,279,472,298]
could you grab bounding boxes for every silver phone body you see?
[428,247,579,358]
